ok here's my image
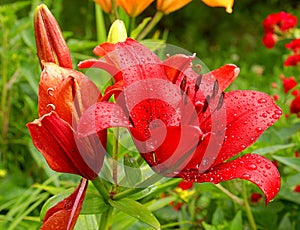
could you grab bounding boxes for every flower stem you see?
[99,205,113,230]
[242,181,257,230]
[112,128,120,186]
[137,11,164,40]
[215,184,244,206]
[95,3,107,43]
[92,176,109,201]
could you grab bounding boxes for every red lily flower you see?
[78,38,281,203]
[28,5,107,229]
[286,38,300,54]
[279,75,297,94]
[284,54,300,67]
[290,95,300,117]
[28,4,106,181]
[262,11,297,33]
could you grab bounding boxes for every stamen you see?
[212,80,219,98]
[180,75,187,95]
[202,95,210,113]
[129,116,135,128]
[217,92,225,110]
[194,74,202,93]
[184,86,190,105]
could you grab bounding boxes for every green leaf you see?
[108,198,160,229]
[81,191,109,214]
[278,213,292,230]
[212,206,224,226]
[254,143,296,155]
[74,215,98,230]
[123,154,142,187]
[229,211,242,230]
[273,156,300,172]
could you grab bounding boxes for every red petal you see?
[27,112,102,180]
[163,54,195,83]
[213,90,282,165]
[77,102,130,137]
[93,42,116,57]
[205,64,239,91]
[78,59,122,81]
[178,154,280,204]
[41,179,88,230]
[38,63,84,123]
[106,38,166,86]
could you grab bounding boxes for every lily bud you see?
[107,19,128,44]
[34,4,72,69]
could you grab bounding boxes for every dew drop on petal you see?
[47,104,56,111]
[243,173,251,179]
[47,87,54,96]
[265,164,271,169]
[257,98,267,104]
[247,163,257,170]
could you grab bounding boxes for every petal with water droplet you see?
[178,154,280,204]
[213,90,282,165]
[77,102,130,137]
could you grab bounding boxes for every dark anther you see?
[212,80,219,98]
[194,74,202,92]
[129,116,135,128]
[184,86,190,105]
[217,92,225,110]
[180,75,187,95]
[202,95,210,113]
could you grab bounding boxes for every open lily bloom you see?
[78,38,281,203]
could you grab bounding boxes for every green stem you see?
[215,184,244,206]
[95,3,107,43]
[242,181,257,230]
[92,176,110,201]
[137,11,164,40]
[112,128,120,186]
[99,206,113,230]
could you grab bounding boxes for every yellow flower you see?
[94,0,113,14]
[156,0,192,15]
[117,0,154,17]
[201,0,234,13]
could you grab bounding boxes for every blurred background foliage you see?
[1,0,300,229]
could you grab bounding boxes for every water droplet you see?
[265,164,271,169]
[262,113,267,118]
[255,127,262,132]
[243,173,251,179]
[274,110,282,115]
[258,98,267,104]
[47,104,56,111]
[256,159,261,164]
[240,144,246,149]
[247,164,257,170]
[272,114,280,119]
[47,87,54,96]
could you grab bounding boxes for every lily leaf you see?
[108,198,160,229]
[273,155,300,172]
